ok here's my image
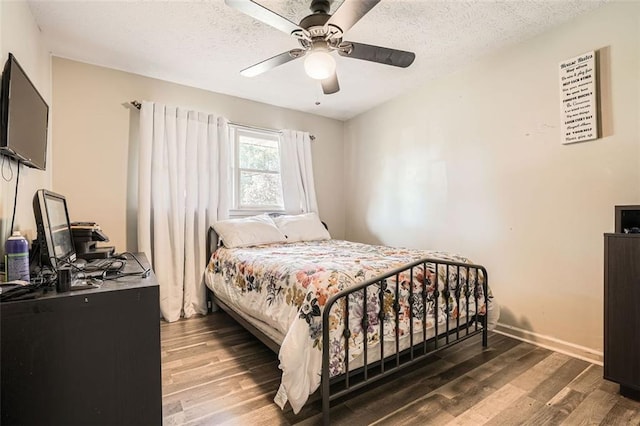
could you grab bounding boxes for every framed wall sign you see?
[559,51,598,144]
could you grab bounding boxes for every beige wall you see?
[51,58,345,253]
[344,2,640,360]
[0,0,52,259]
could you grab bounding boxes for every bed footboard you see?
[320,258,489,425]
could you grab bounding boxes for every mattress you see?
[204,239,498,413]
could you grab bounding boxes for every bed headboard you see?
[206,226,220,264]
[205,218,329,263]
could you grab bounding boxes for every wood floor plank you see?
[510,352,571,392]
[438,373,482,400]
[567,363,605,394]
[163,399,184,417]
[356,338,523,422]
[478,346,553,391]
[437,333,508,365]
[164,370,278,410]
[164,343,272,378]
[163,358,251,394]
[346,334,519,422]
[294,402,357,426]
[162,335,267,364]
[164,411,188,426]
[601,400,640,426]
[180,384,282,424]
[445,383,526,425]
[434,342,553,421]
[437,341,540,402]
[371,393,456,425]
[528,357,590,403]
[160,313,640,425]
[520,404,566,426]
[441,381,497,418]
[547,386,587,416]
[218,403,290,426]
[561,388,620,425]
[340,356,456,423]
[465,341,538,382]
[483,394,547,426]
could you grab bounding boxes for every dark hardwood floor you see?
[161,313,640,425]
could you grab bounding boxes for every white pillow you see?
[213,214,286,248]
[273,212,331,243]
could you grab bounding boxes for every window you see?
[230,125,284,212]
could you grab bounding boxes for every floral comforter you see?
[205,239,495,414]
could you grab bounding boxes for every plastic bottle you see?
[5,231,30,282]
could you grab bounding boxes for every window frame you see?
[229,124,285,216]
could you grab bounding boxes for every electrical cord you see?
[0,264,55,302]
[50,253,149,282]
[2,254,150,302]
[102,252,151,280]
[0,283,38,302]
[9,160,20,235]
[49,256,108,283]
[1,154,13,181]
[30,268,57,288]
[50,256,86,273]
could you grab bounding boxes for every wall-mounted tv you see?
[0,53,49,170]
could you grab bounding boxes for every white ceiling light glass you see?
[304,50,336,80]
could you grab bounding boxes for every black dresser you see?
[0,254,162,425]
[604,233,640,400]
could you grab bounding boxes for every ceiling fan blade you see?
[321,72,340,95]
[225,0,304,36]
[326,0,381,33]
[241,50,304,77]
[338,42,415,68]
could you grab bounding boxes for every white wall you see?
[344,2,640,361]
[0,1,52,261]
[51,58,345,253]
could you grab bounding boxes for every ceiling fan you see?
[225,0,416,95]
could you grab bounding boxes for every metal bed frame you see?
[205,226,489,425]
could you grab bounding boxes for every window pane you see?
[238,136,280,172]
[239,171,283,207]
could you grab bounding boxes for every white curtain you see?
[280,129,319,214]
[138,101,230,322]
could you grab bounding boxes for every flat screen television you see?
[0,53,49,170]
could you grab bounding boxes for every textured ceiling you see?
[28,0,606,121]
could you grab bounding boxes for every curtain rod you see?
[129,100,315,141]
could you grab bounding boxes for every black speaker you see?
[56,266,72,293]
[615,205,640,233]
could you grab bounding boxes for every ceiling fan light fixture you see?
[304,50,336,80]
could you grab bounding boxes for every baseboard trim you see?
[494,323,603,366]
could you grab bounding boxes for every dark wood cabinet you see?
[0,254,162,425]
[604,233,640,399]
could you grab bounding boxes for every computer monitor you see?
[33,189,76,269]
